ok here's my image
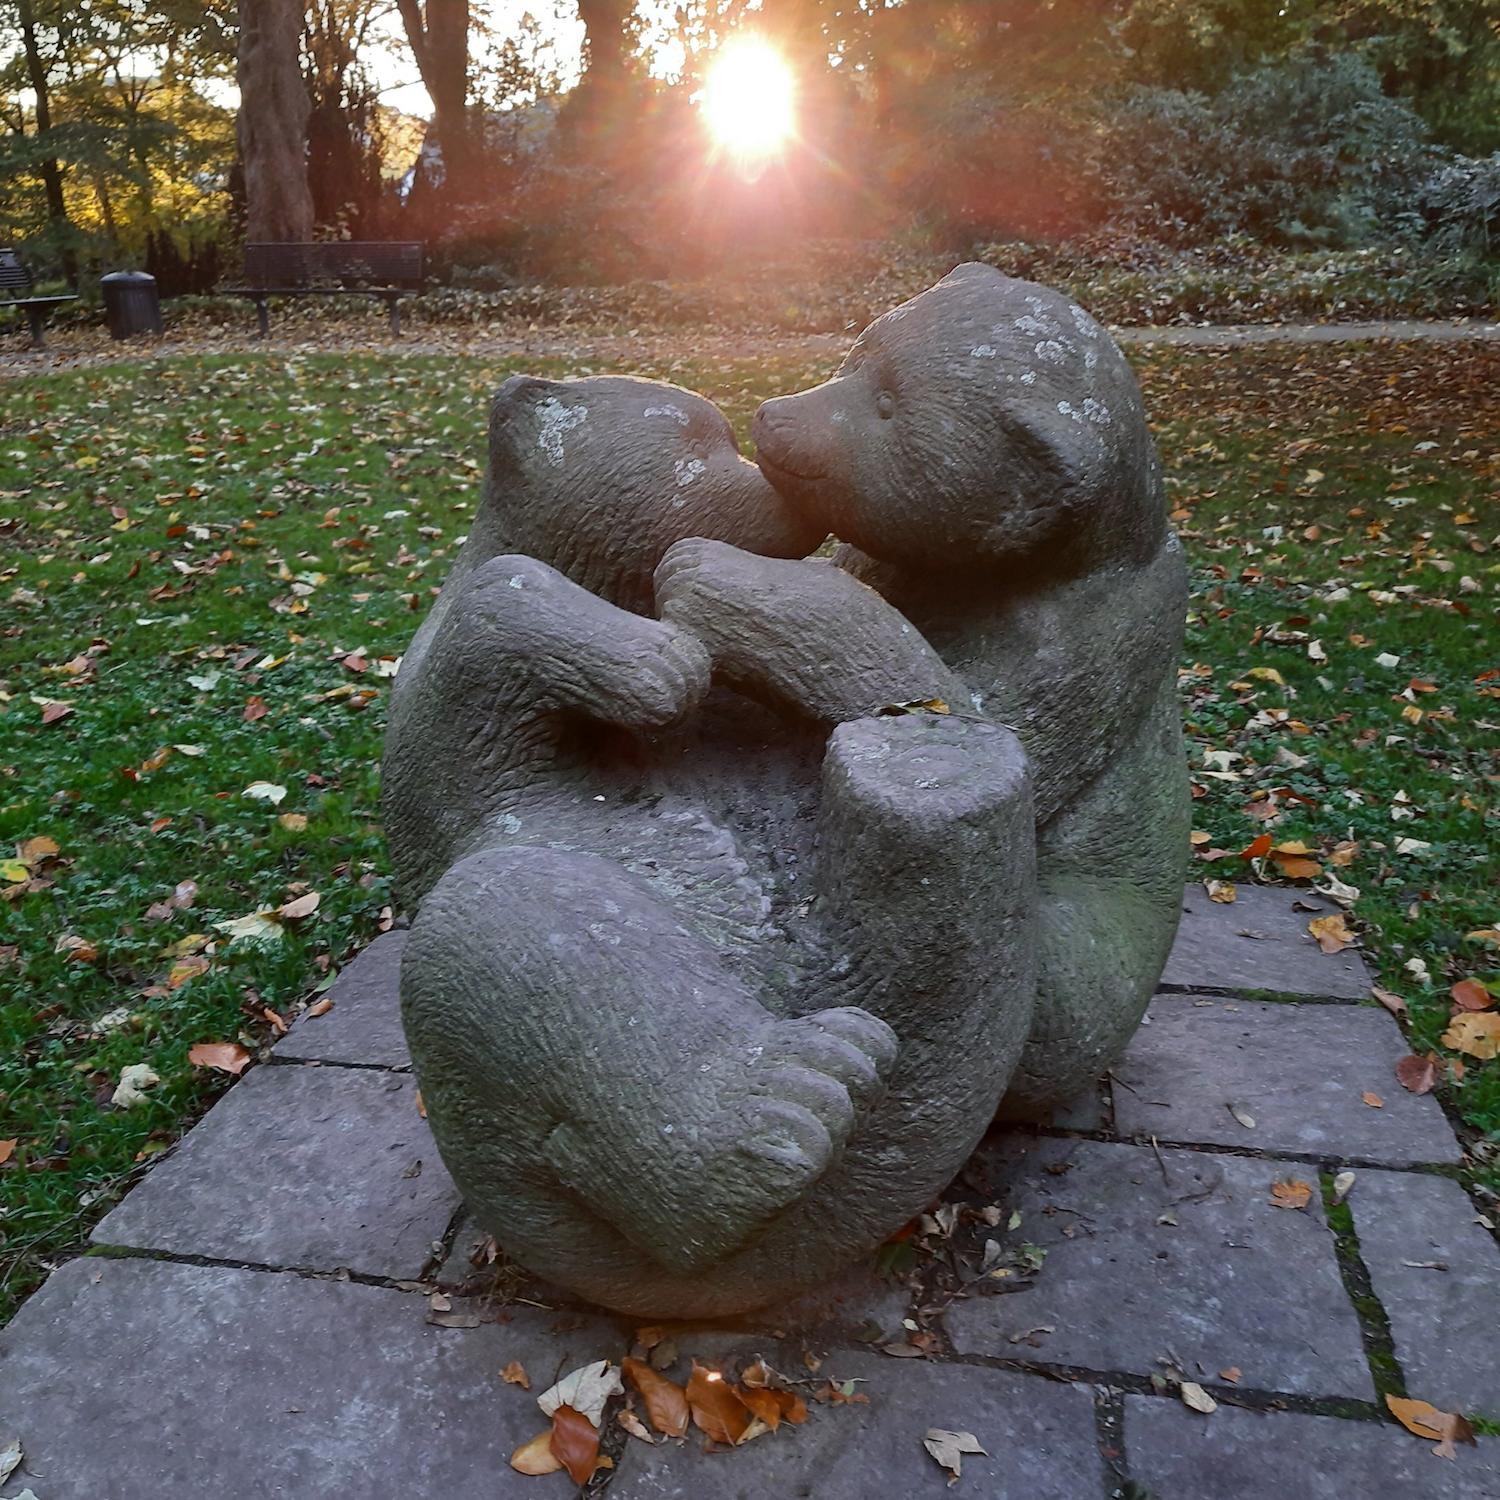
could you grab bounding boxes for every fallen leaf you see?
[1332,1170,1356,1203]
[924,1428,987,1484]
[1227,1102,1256,1130]
[0,1437,19,1484]
[617,1408,655,1442]
[305,996,334,1019]
[40,700,73,725]
[278,812,308,832]
[1180,1381,1217,1414]
[1450,979,1494,1013]
[1308,912,1355,953]
[1269,1177,1313,1210]
[1395,1054,1439,1094]
[1218,1367,1241,1384]
[549,1404,600,1485]
[187,1041,251,1075]
[0,1140,15,1165]
[17,835,58,864]
[242,781,287,805]
[538,1360,623,1429]
[1372,986,1408,1021]
[278,890,320,921]
[1205,878,1236,904]
[622,1356,689,1437]
[508,1429,562,1476]
[1441,1012,1500,1060]
[1362,1091,1384,1109]
[1386,1395,1476,1458]
[739,1384,808,1431]
[686,1362,755,1445]
[112,1062,160,1108]
[214,910,284,945]
[1239,834,1272,860]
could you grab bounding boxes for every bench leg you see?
[255,298,269,338]
[388,296,402,337]
[26,305,45,350]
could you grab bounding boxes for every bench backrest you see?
[0,249,34,294]
[242,242,424,289]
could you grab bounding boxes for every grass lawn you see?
[1,336,1496,1324]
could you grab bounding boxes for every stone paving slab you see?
[1125,1395,1500,1498]
[91,1062,458,1280]
[0,1255,624,1500]
[1346,1170,1500,1417]
[274,928,410,1068]
[608,1344,1106,1500]
[946,1134,1374,1399]
[1162,883,1370,998]
[1112,995,1462,1164]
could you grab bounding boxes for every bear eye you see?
[876,390,896,420]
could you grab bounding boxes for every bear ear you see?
[491,373,560,418]
[940,262,1007,290]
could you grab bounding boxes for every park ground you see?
[0,327,1496,1328]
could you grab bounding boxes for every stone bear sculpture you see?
[660,261,1190,1117]
[384,373,1039,1316]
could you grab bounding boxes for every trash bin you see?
[101,270,162,340]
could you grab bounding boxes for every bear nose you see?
[753,396,818,480]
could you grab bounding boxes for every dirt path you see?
[3,315,1497,378]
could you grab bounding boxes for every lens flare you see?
[700,37,795,165]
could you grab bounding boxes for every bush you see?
[1423,154,1500,254]
[1100,52,1435,248]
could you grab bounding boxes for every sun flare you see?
[700,38,795,164]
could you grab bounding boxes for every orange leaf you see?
[549,1404,600,1485]
[686,1362,755,1445]
[1361,1091,1384,1109]
[0,1138,16,1165]
[1450,979,1494,1013]
[1273,855,1322,879]
[1269,1177,1312,1210]
[1441,1012,1500,1061]
[508,1429,561,1476]
[1395,1054,1439,1094]
[1308,913,1354,953]
[1385,1394,1472,1447]
[187,1041,251,1075]
[622,1357,689,1438]
[738,1385,808,1431]
[1371,985,1408,1021]
[1239,834,1272,860]
[501,1360,530,1390]
[305,996,334,1019]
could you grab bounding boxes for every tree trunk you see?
[237,0,314,242]
[15,0,77,285]
[394,0,470,193]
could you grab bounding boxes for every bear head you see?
[751,263,1165,579]
[472,374,824,615]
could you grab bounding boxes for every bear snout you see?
[752,397,827,486]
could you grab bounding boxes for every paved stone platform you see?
[2,884,1497,1499]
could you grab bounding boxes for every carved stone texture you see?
[383,267,1186,1316]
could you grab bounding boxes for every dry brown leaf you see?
[0,1139,16,1165]
[1386,1394,1477,1458]
[508,1428,561,1476]
[278,812,308,832]
[1269,1177,1313,1210]
[548,1404,600,1486]
[1274,855,1323,879]
[1450,979,1494,1013]
[1372,986,1408,1021]
[278,891,320,921]
[501,1361,530,1390]
[1441,1012,1500,1060]
[1219,1366,1242,1384]
[17,835,59,864]
[1239,834,1273,860]
[622,1356,690,1438]
[924,1428,987,1484]
[686,1362,755,1445]
[186,1041,251,1076]
[617,1408,655,1443]
[1395,1054,1439,1094]
[305,996,334,1019]
[1180,1381,1217,1414]
[1361,1091,1384,1109]
[1308,912,1355,953]
[1205,878,1236,904]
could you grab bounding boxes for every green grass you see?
[0,338,1496,1326]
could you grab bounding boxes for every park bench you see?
[0,248,77,349]
[231,241,425,337]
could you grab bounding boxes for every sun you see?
[700,37,795,165]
